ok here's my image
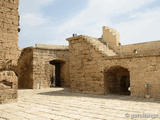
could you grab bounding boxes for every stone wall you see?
[0,0,19,103]
[102,26,120,51]
[104,55,160,98]
[67,36,108,94]
[18,45,70,89]
[119,41,160,55]
[17,47,33,89]
[33,45,70,89]
[102,26,160,56]
[67,35,160,98]
[0,0,20,65]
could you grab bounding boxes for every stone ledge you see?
[35,44,69,51]
[67,35,88,41]
[105,52,160,60]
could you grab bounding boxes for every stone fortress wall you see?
[119,41,160,55]
[0,0,20,104]
[18,44,70,89]
[1,0,160,104]
[67,27,160,98]
[102,26,160,56]
[17,47,33,89]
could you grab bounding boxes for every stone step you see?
[85,36,117,57]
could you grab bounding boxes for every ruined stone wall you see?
[18,45,70,89]
[119,41,160,55]
[17,47,33,89]
[0,0,20,65]
[102,26,120,51]
[0,0,19,104]
[104,56,160,98]
[102,26,160,56]
[67,36,106,94]
[33,45,70,89]
[67,35,160,98]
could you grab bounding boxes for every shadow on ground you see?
[38,88,160,104]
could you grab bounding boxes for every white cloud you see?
[19,0,56,48]
[19,0,54,27]
[87,0,155,14]
[19,0,54,13]
[19,0,160,48]
[57,0,158,39]
[116,7,160,44]
[21,13,51,27]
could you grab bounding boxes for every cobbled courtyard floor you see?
[0,88,160,120]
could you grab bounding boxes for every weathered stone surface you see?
[18,45,70,89]
[0,71,17,104]
[17,47,33,89]
[18,26,160,99]
[2,0,159,100]
[0,0,20,65]
[0,88,160,120]
[0,0,19,104]
[67,27,160,99]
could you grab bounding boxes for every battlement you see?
[102,26,120,50]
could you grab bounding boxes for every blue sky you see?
[19,0,160,48]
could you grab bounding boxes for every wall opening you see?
[104,66,130,95]
[49,60,65,87]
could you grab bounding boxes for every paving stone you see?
[0,88,160,120]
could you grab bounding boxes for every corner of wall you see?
[102,26,121,51]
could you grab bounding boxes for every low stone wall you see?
[118,40,160,56]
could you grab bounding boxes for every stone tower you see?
[0,0,20,64]
[0,0,19,104]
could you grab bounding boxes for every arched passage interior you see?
[104,66,130,95]
[49,60,65,87]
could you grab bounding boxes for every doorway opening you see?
[49,60,64,87]
[104,66,130,95]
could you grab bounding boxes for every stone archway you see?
[49,60,65,87]
[104,66,130,95]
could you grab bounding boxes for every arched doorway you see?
[104,66,130,95]
[49,60,65,87]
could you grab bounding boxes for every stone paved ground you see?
[0,88,160,120]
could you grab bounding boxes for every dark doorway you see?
[50,60,64,87]
[104,66,130,95]
[55,62,61,87]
